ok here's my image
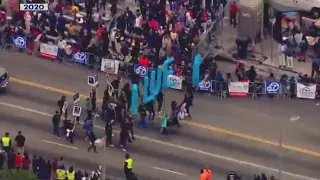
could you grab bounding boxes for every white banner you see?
[296,83,316,99]
[40,43,58,59]
[167,75,183,90]
[228,81,249,97]
[101,58,120,75]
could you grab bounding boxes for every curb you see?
[214,54,300,75]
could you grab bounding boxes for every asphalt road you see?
[1,51,320,180]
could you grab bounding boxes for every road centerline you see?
[8,77,320,157]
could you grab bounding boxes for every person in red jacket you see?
[139,56,149,67]
[14,153,23,169]
[229,2,238,28]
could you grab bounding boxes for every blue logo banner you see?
[73,52,87,64]
[12,36,26,49]
[134,64,148,77]
[197,79,212,92]
[265,80,280,94]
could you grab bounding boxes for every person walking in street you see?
[87,131,97,153]
[160,113,168,135]
[137,103,147,128]
[157,91,164,114]
[124,154,134,180]
[1,132,11,152]
[105,119,114,147]
[125,111,135,141]
[120,119,130,151]
[229,2,238,28]
[58,95,68,120]
[52,111,61,137]
[85,97,93,121]
[14,131,25,154]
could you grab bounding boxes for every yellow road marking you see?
[9,77,320,157]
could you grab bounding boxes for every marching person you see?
[146,100,155,122]
[160,113,168,135]
[52,111,61,137]
[124,154,134,180]
[1,132,11,152]
[87,131,97,153]
[157,91,164,114]
[120,118,130,151]
[58,95,68,120]
[66,121,75,144]
[125,111,135,141]
[14,131,26,154]
[90,88,97,118]
[137,103,147,128]
[105,119,114,147]
[85,98,93,121]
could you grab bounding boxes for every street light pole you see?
[260,0,264,63]
[270,18,276,62]
[278,116,300,180]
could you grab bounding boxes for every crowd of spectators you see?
[0,0,226,77]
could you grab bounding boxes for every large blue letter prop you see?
[192,54,201,86]
[131,84,138,115]
[130,55,201,115]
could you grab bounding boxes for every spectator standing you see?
[14,131,26,154]
[14,152,23,169]
[1,132,11,152]
[22,153,30,170]
[229,2,238,28]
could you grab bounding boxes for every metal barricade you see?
[249,81,266,100]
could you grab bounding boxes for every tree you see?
[0,169,37,180]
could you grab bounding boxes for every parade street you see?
[0,51,320,180]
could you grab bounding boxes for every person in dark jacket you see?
[52,111,61,137]
[137,103,147,128]
[32,155,39,173]
[0,151,5,169]
[157,91,164,113]
[7,149,15,169]
[57,13,66,37]
[37,157,49,180]
[246,66,257,82]
[87,131,97,153]
[75,170,83,180]
[14,131,26,154]
[57,95,67,120]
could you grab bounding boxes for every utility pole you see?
[260,0,264,64]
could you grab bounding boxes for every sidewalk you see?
[214,18,312,78]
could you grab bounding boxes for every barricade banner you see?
[73,52,87,64]
[265,80,280,94]
[167,75,183,90]
[101,58,119,75]
[197,79,212,92]
[297,83,316,99]
[134,64,148,77]
[229,81,249,97]
[40,43,58,59]
[12,36,26,49]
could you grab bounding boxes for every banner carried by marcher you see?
[134,64,148,77]
[228,81,249,97]
[167,75,183,90]
[73,52,87,64]
[12,36,26,49]
[265,80,280,94]
[40,43,58,59]
[101,58,119,75]
[197,79,212,92]
[296,83,316,99]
